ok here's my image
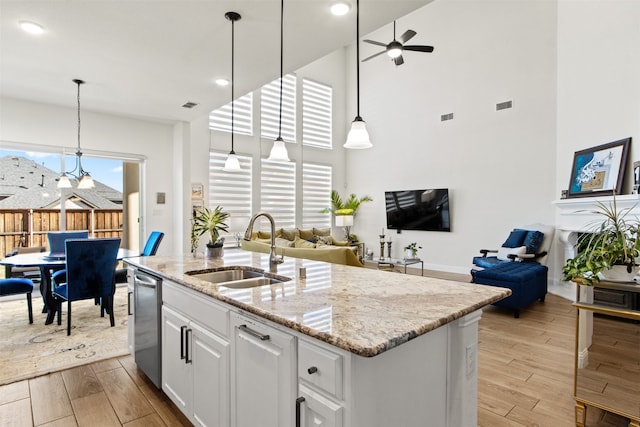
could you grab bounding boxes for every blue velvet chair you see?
[471,223,555,318]
[114,231,164,284]
[0,278,35,323]
[52,238,121,335]
[47,231,89,256]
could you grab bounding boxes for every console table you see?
[368,257,424,276]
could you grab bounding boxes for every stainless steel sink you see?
[186,267,290,289]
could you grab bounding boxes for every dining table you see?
[1,248,138,324]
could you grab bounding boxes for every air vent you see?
[496,100,512,111]
[441,113,454,122]
[182,101,198,109]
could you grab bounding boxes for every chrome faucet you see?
[244,212,284,268]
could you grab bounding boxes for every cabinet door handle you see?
[296,396,306,427]
[185,328,193,364]
[239,324,270,341]
[127,291,132,316]
[307,366,318,375]
[180,325,187,360]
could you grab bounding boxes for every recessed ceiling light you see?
[215,78,230,87]
[330,1,351,16]
[19,20,45,35]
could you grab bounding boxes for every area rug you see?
[0,285,128,385]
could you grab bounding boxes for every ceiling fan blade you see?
[399,29,416,44]
[363,39,387,47]
[394,55,404,66]
[362,50,387,62]
[404,45,434,53]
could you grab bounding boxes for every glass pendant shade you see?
[58,174,72,188]
[223,153,241,171]
[344,117,372,149]
[268,137,290,162]
[78,174,95,189]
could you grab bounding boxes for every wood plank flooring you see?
[0,268,634,426]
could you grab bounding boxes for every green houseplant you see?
[321,190,373,217]
[561,198,640,286]
[192,206,230,258]
[403,242,422,259]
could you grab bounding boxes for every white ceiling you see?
[0,0,433,124]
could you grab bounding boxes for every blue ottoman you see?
[0,278,35,323]
[472,262,547,318]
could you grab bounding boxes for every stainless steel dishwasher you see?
[134,268,162,388]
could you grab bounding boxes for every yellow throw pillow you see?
[299,228,314,240]
[294,237,316,248]
[275,237,295,247]
[281,228,300,241]
[313,227,331,237]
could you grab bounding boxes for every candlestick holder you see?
[379,234,385,259]
[386,241,392,258]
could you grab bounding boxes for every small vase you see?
[206,246,224,259]
[405,249,416,260]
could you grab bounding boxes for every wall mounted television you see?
[385,188,451,232]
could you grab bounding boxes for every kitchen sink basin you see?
[186,267,290,289]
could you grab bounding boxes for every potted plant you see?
[192,206,230,259]
[561,197,640,286]
[404,242,422,260]
[322,190,373,217]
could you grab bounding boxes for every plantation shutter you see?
[302,79,332,149]
[302,163,332,229]
[261,74,296,143]
[260,159,296,229]
[209,93,253,136]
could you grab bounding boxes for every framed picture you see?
[191,200,204,212]
[191,183,204,200]
[567,137,631,198]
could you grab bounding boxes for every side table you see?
[369,257,424,276]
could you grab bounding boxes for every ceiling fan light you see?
[388,47,402,58]
[223,153,241,171]
[344,117,372,149]
[330,1,351,16]
[57,174,72,189]
[268,138,290,162]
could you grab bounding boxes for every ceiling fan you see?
[362,21,434,66]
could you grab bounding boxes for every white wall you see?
[552,0,640,294]
[345,0,558,275]
[0,97,176,255]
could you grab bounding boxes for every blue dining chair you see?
[47,231,89,257]
[53,238,121,335]
[115,231,164,284]
[0,278,35,323]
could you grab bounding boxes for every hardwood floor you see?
[0,270,633,426]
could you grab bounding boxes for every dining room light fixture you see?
[57,79,95,189]
[267,0,291,162]
[223,12,242,172]
[344,0,372,149]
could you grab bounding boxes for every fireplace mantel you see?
[553,194,640,232]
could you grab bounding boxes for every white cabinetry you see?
[230,312,296,427]
[126,266,135,355]
[162,281,230,427]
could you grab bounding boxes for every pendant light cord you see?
[355,0,361,119]
[76,81,81,152]
[278,0,284,139]
[230,17,235,154]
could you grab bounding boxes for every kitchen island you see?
[125,250,510,427]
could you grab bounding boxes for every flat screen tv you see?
[385,188,451,232]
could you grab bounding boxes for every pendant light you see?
[223,12,242,172]
[267,0,290,162]
[58,79,95,189]
[344,0,372,149]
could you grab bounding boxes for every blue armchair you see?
[52,238,121,335]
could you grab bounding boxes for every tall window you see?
[302,163,332,229]
[260,159,296,229]
[302,79,332,149]
[261,74,296,143]
[209,93,253,136]
[208,151,252,233]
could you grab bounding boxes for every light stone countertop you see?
[125,250,510,357]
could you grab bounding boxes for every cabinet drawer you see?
[298,340,343,399]
[163,281,229,337]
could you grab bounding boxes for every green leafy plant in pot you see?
[404,242,422,259]
[192,206,230,258]
[561,198,640,286]
[321,190,372,243]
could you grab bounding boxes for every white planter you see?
[598,265,640,282]
[405,249,417,260]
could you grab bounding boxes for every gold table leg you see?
[575,402,586,427]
